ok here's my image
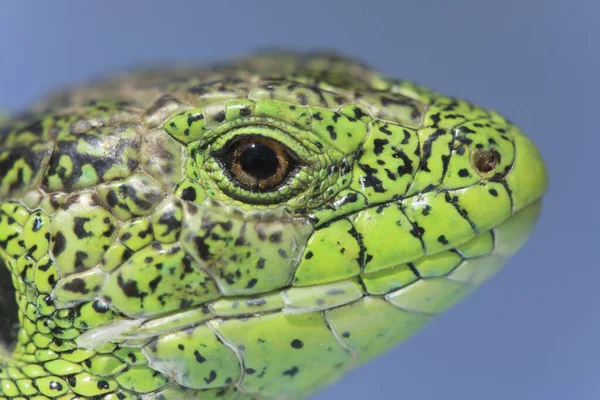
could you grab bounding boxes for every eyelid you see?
[208,124,318,167]
[210,134,300,163]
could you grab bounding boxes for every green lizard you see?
[0,52,547,399]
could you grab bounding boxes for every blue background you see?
[1,1,596,399]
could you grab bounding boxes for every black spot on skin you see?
[194,236,211,261]
[245,278,258,289]
[117,274,147,299]
[29,244,37,256]
[335,193,359,207]
[49,381,63,391]
[194,350,206,363]
[326,125,337,140]
[52,232,67,257]
[373,139,389,156]
[358,162,385,193]
[457,135,473,146]
[438,235,449,245]
[283,366,299,377]
[342,332,351,338]
[421,129,446,173]
[204,370,217,384]
[313,112,323,121]
[92,300,110,313]
[128,352,137,363]
[181,187,197,201]
[186,113,204,126]
[269,232,282,243]
[62,278,89,294]
[43,295,53,307]
[74,251,89,271]
[297,93,308,105]
[458,168,470,178]
[148,276,162,292]
[38,258,54,272]
[379,124,393,135]
[214,111,226,123]
[255,258,265,269]
[256,226,267,241]
[401,129,411,144]
[489,188,499,197]
[245,368,256,374]
[118,184,156,211]
[246,298,266,307]
[106,191,118,208]
[220,221,233,231]
[410,224,425,238]
[353,107,369,119]
[97,380,110,390]
[305,251,313,260]
[392,147,414,176]
[32,215,43,232]
[122,248,134,262]
[291,339,303,349]
[459,125,476,134]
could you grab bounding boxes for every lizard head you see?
[0,53,547,398]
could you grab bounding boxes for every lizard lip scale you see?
[0,52,547,399]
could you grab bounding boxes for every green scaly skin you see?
[0,52,547,399]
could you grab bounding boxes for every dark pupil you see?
[240,143,279,179]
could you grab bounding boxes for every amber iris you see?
[220,136,296,191]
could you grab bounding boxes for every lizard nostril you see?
[472,149,498,173]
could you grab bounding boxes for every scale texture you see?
[0,52,547,399]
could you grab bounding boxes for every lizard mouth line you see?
[76,199,541,351]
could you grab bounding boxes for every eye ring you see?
[216,135,298,192]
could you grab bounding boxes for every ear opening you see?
[0,256,19,351]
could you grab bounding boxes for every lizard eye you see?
[195,123,336,207]
[216,135,298,192]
